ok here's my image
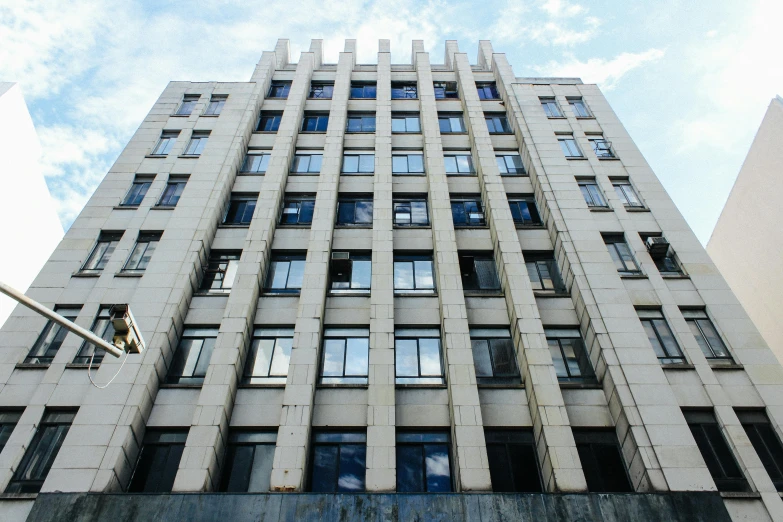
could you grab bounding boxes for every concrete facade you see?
[0,41,782,521]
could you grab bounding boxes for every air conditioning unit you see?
[595,140,612,151]
[331,251,351,271]
[645,236,669,259]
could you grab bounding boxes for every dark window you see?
[438,114,466,133]
[471,329,520,384]
[342,154,375,174]
[642,234,681,275]
[485,430,542,492]
[200,252,240,292]
[392,113,421,133]
[128,430,188,492]
[256,112,282,132]
[266,254,306,294]
[151,131,178,155]
[391,82,417,99]
[509,197,542,226]
[244,328,293,385]
[175,94,199,116]
[496,155,525,175]
[204,95,227,116]
[682,310,732,362]
[183,132,209,155]
[613,180,643,208]
[337,198,373,226]
[444,154,474,175]
[559,137,582,158]
[321,328,370,384]
[329,253,371,294]
[122,232,161,272]
[309,82,334,99]
[569,98,591,117]
[268,81,291,99]
[525,253,566,293]
[73,307,114,365]
[25,307,81,364]
[81,232,122,272]
[397,431,452,491]
[220,431,276,492]
[392,153,425,174]
[395,329,443,385]
[486,114,512,133]
[451,198,485,227]
[573,430,633,492]
[310,431,366,492]
[6,410,76,493]
[394,255,435,294]
[280,197,315,225]
[737,410,783,491]
[477,83,500,100]
[350,82,376,99]
[121,178,152,206]
[540,98,562,118]
[291,153,322,174]
[241,152,270,174]
[0,411,22,454]
[684,410,749,492]
[301,113,329,132]
[346,113,376,133]
[638,309,685,364]
[590,137,615,158]
[604,235,641,275]
[224,194,257,225]
[157,178,186,207]
[393,199,429,226]
[433,81,458,99]
[459,253,501,293]
[578,180,607,207]
[167,327,218,385]
[545,328,594,382]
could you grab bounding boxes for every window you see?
[451,198,485,227]
[496,154,525,175]
[350,82,376,99]
[737,410,783,491]
[477,82,500,100]
[346,113,376,133]
[682,310,732,362]
[486,114,512,133]
[392,153,425,175]
[0,411,22,454]
[509,197,542,226]
[438,114,466,133]
[330,253,371,294]
[280,196,315,226]
[321,328,370,384]
[268,81,291,99]
[309,82,334,99]
[25,308,81,365]
[641,233,682,275]
[122,232,160,272]
[241,151,271,174]
[397,431,452,492]
[224,194,257,225]
[151,131,178,156]
[128,430,188,493]
[526,253,566,293]
[175,94,199,116]
[157,178,187,207]
[204,95,227,116]
[220,431,277,492]
[613,180,643,208]
[257,112,282,132]
[546,328,594,382]
[604,235,641,275]
[638,309,685,364]
[573,430,633,492]
[183,131,209,156]
[394,255,435,294]
[310,431,366,492]
[342,153,374,174]
[5,410,76,493]
[684,410,749,492]
[459,253,501,293]
[589,136,615,158]
[395,329,444,385]
[578,179,607,208]
[301,113,329,132]
[81,232,122,273]
[568,97,591,118]
[200,252,240,292]
[558,136,583,158]
[433,81,458,99]
[392,113,421,133]
[265,254,306,294]
[244,328,292,384]
[73,307,114,365]
[540,97,563,118]
[336,198,373,226]
[471,329,519,384]
[393,198,429,227]
[444,154,474,175]
[485,430,542,492]
[121,177,152,206]
[291,153,322,174]
[391,82,417,99]
[167,327,218,385]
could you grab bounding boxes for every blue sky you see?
[1,0,780,244]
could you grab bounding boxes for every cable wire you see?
[87,346,131,389]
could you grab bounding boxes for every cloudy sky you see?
[1,0,780,244]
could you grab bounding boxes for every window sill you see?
[238,383,286,389]
[237,172,265,176]
[394,292,437,297]
[588,207,613,212]
[441,132,469,135]
[349,98,377,101]
[547,116,567,120]
[710,363,744,370]
[0,493,38,500]
[193,291,231,297]
[71,271,101,278]
[114,272,144,278]
[575,116,596,120]
[395,384,447,389]
[661,274,690,280]
[598,157,620,161]
[145,154,168,159]
[391,132,422,135]
[200,114,220,118]
[340,173,375,176]
[169,114,190,118]
[15,363,49,370]
[500,173,529,177]
[445,173,477,177]
[219,224,251,229]
[624,207,650,213]
[720,492,760,499]
[463,291,504,297]
[335,225,373,229]
[566,157,588,160]
[253,131,279,134]
[328,291,371,297]
[262,292,301,297]
[515,224,545,230]
[661,363,695,370]
[159,383,203,389]
[317,384,369,389]
[393,225,431,229]
[178,155,201,159]
[289,172,320,176]
[559,381,600,389]
[488,132,515,136]
[277,224,312,229]
[391,98,419,101]
[66,363,100,370]
[477,383,524,389]
[453,225,488,229]
[307,97,333,101]
[151,205,176,211]
[345,132,377,135]
[533,291,570,298]
[393,173,426,177]
[299,131,327,134]
[620,274,647,280]
[113,205,138,210]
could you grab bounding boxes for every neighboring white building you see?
[0,83,63,328]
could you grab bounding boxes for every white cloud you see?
[492,0,600,47]
[540,0,587,18]
[536,48,665,89]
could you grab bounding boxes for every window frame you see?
[346,112,377,133]
[320,328,370,384]
[350,82,377,100]
[391,82,418,99]
[174,94,199,116]
[329,253,372,295]
[682,309,733,362]
[578,179,608,208]
[558,136,583,158]
[183,131,209,156]
[308,82,334,99]
[589,136,616,158]
[267,81,291,99]
[508,197,542,227]
[341,153,375,174]
[459,253,501,294]
[151,131,179,156]
[443,154,475,175]
[393,254,436,294]
[166,327,218,385]
[470,329,520,384]
[256,112,283,132]
[485,429,543,492]
[122,232,161,272]
[573,429,633,492]
[241,151,271,174]
[309,431,367,492]
[301,113,330,133]
[204,95,227,116]
[568,97,592,118]
[525,253,567,294]
[291,153,323,175]
[640,233,682,276]
[0,410,22,455]
[392,152,425,175]
[496,154,526,176]
[604,234,642,275]
[336,198,373,227]
[684,409,750,492]
[612,179,644,208]
[638,309,686,365]
[265,254,306,294]
[120,177,153,207]
[545,328,595,383]
[73,306,114,365]
[395,328,445,385]
[485,113,512,134]
[396,431,453,492]
[437,114,466,133]
[157,177,187,207]
[223,194,258,226]
[200,252,241,293]
[451,198,486,227]
[433,81,458,99]
[279,196,316,226]
[476,82,501,100]
[128,429,188,493]
[540,97,563,118]
[220,430,277,492]
[391,113,421,133]
[393,198,429,227]
[81,232,123,273]
[737,410,783,491]
[243,328,293,385]
[25,307,81,365]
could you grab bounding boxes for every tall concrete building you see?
[0,39,781,521]
[708,96,783,363]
